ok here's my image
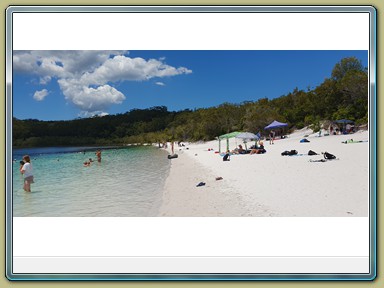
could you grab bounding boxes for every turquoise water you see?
[12,146,170,217]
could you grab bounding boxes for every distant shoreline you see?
[12,144,155,150]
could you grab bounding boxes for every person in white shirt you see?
[20,155,34,192]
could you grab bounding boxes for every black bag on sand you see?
[308,150,318,156]
[281,150,298,156]
[168,154,178,159]
[323,152,336,160]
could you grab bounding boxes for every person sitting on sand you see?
[223,151,231,161]
[237,144,245,154]
[232,145,245,154]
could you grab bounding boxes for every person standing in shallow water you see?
[20,155,34,192]
[95,149,102,162]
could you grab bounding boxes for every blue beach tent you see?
[264,120,288,130]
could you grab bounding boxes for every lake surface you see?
[12,146,170,217]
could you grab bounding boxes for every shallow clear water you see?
[12,146,170,217]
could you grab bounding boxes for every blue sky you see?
[13,50,368,121]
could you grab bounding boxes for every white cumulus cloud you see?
[13,51,192,116]
[33,89,49,101]
[78,111,110,118]
[58,79,125,111]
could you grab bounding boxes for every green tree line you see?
[13,57,368,148]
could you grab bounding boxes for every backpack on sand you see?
[281,150,298,156]
[323,152,336,160]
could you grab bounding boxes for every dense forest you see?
[12,57,368,148]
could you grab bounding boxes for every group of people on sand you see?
[224,140,266,161]
[249,141,266,154]
[230,141,266,155]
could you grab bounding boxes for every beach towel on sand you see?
[342,139,368,144]
[309,159,327,163]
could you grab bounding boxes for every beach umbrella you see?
[236,132,259,140]
[218,131,241,153]
[236,132,260,150]
[264,120,288,130]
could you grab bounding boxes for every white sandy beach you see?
[159,129,370,217]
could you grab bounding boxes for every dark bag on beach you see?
[282,150,297,156]
[308,150,318,156]
[300,138,310,143]
[168,154,178,159]
[323,152,336,160]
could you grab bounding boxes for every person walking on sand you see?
[20,155,34,192]
[171,141,174,154]
[269,130,275,145]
